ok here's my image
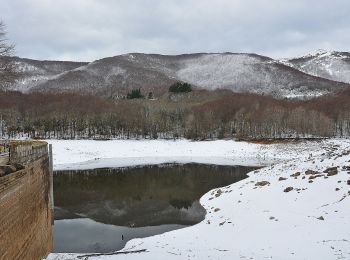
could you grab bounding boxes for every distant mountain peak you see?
[285,50,350,84]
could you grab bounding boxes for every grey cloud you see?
[1,0,349,61]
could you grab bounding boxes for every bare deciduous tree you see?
[0,20,16,89]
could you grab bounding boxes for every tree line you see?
[0,89,350,140]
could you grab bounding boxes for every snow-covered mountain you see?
[284,50,350,84]
[8,57,88,92]
[5,52,350,98]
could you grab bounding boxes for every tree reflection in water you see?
[53,163,257,253]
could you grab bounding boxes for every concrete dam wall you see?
[0,141,53,260]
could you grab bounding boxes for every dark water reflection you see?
[53,163,256,253]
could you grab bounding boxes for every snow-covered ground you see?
[48,139,326,171]
[47,139,350,260]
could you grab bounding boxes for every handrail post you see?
[49,144,54,225]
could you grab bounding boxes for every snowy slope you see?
[46,138,350,260]
[5,57,87,92]
[172,53,345,97]
[285,50,350,84]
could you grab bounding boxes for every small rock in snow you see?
[324,167,338,176]
[290,172,301,177]
[284,187,294,193]
[309,174,324,180]
[255,181,270,187]
[215,189,223,197]
[342,165,350,171]
[327,171,338,177]
[305,170,319,175]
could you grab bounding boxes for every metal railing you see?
[0,140,9,165]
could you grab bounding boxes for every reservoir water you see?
[53,163,256,253]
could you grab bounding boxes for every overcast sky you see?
[1,0,349,61]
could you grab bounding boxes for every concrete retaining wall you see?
[9,141,48,165]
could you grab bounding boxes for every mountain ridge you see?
[4,51,350,98]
